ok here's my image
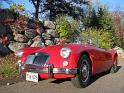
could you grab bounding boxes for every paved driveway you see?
[0,58,124,93]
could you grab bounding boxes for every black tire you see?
[71,54,92,88]
[110,58,117,73]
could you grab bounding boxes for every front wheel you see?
[71,55,92,88]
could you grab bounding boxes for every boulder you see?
[14,34,28,43]
[44,21,55,29]
[0,9,14,23]
[45,40,54,46]
[6,34,14,41]
[31,35,45,47]
[25,29,37,39]
[33,35,42,41]
[17,28,25,34]
[0,23,7,35]
[6,25,13,34]
[31,41,45,47]
[27,21,36,29]
[8,42,28,52]
[36,26,44,35]
[54,38,60,44]
[46,29,57,37]
[42,33,51,40]
[0,43,10,55]
[27,39,33,46]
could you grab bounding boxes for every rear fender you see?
[108,49,118,66]
[112,52,118,66]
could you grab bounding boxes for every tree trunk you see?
[49,9,53,21]
[35,0,40,20]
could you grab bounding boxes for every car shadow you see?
[50,78,71,84]
[50,66,122,85]
[90,65,121,85]
[116,65,121,72]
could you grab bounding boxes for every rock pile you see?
[0,9,58,55]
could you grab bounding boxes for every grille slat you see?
[26,52,49,66]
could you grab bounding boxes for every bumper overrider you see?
[17,63,77,78]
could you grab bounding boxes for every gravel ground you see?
[0,57,124,93]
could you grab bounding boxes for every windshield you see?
[74,36,98,47]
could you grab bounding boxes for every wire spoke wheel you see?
[71,54,91,88]
[80,60,89,82]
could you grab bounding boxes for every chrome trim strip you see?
[53,68,77,74]
[24,67,77,74]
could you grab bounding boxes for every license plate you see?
[26,72,38,83]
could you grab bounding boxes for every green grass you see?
[0,54,19,79]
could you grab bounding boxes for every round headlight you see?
[60,47,71,58]
[17,49,23,58]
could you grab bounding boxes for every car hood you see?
[22,44,95,68]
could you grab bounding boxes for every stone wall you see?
[0,9,58,55]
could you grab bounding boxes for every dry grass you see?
[0,54,19,79]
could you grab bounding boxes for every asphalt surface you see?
[0,59,124,93]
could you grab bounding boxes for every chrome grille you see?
[26,52,49,66]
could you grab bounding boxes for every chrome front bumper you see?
[24,64,77,78]
[17,60,77,78]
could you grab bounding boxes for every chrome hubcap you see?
[80,61,89,82]
[82,65,88,78]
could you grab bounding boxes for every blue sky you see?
[2,0,34,11]
[100,0,124,11]
[12,0,34,11]
[2,0,124,12]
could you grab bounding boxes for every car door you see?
[101,50,112,70]
[89,47,111,74]
[94,48,112,73]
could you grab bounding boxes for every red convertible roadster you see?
[16,43,117,88]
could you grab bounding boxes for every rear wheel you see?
[71,54,92,88]
[110,58,117,73]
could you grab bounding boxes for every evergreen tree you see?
[83,6,98,29]
[44,0,73,20]
[97,7,112,30]
[89,8,98,28]
[83,6,118,48]
[97,6,118,47]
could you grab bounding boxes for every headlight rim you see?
[60,47,71,59]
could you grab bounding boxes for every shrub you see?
[10,3,24,14]
[0,54,18,79]
[56,15,80,41]
[56,15,72,40]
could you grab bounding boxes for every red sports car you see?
[16,43,117,88]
